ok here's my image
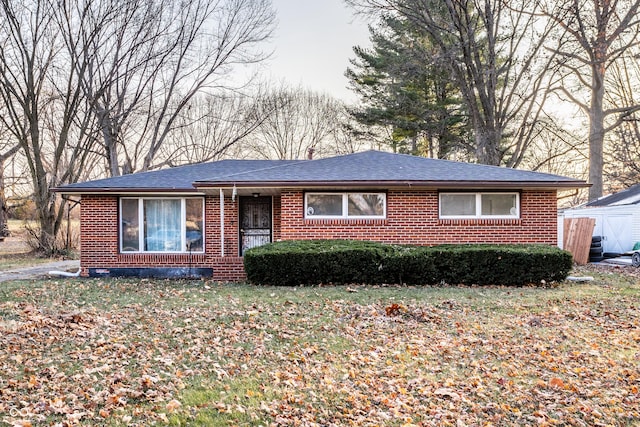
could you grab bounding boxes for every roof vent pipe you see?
[307,147,315,160]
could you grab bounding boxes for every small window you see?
[305,192,386,218]
[440,194,475,217]
[481,193,518,216]
[306,194,343,216]
[120,197,204,253]
[348,193,385,216]
[185,198,204,252]
[440,192,519,218]
[121,199,140,251]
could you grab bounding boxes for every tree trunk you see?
[0,157,9,237]
[0,145,19,237]
[97,107,121,177]
[589,51,606,200]
[474,125,502,166]
[588,64,606,201]
[36,194,57,252]
[409,135,417,154]
[28,92,59,253]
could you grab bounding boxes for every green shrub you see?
[425,244,573,286]
[243,240,573,287]
[243,240,393,286]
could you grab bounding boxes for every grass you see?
[0,219,79,269]
[0,266,639,426]
[0,253,53,270]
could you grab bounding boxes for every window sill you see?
[304,218,388,225]
[120,251,205,255]
[117,252,207,261]
[438,218,522,226]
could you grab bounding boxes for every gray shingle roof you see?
[586,183,640,206]
[54,150,587,193]
[56,159,298,192]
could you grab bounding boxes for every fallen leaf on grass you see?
[166,399,181,413]
[434,388,461,401]
[1,271,639,426]
[549,377,565,389]
[385,303,406,316]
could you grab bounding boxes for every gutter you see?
[193,180,591,190]
[51,180,591,194]
[50,188,203,195]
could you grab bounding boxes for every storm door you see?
[239,196,272,255]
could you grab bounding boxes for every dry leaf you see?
[166,399,181,413]
[549,377,565,388]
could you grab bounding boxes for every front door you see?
[239,196,272,255]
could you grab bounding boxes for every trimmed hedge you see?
[243,240,573,286]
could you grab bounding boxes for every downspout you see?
[220,188,225,257]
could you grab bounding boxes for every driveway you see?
[0,260,80,283]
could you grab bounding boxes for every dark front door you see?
[239,196,272,255]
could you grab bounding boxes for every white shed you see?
[561,184,640,254]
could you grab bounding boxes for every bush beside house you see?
[244,240,573,286]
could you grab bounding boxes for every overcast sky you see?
[262,0,372,102]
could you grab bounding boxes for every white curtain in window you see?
[144,199,181,251]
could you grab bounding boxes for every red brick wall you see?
[278,189,558,245]
[79,189,558,282]
[79,194,245,281]
[272,195,282,242]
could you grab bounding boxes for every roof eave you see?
[52,179,590,194]
[51,187,202,195]
[193,180,590,190]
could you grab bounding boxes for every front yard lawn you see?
[1,266,639,426]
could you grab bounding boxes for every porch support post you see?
[219,188,225,257]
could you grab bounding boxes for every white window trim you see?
[304,192,387,219]
[119,197,205,253]
[439,192,520,219]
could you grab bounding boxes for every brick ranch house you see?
[53,150,588,281]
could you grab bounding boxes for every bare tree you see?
[60,0,275,176]
[0,141,20,237]
[0,0,274,251]
[604,54,640,189]
[521,123,588,178]
[247,86,347,160]
[0,0,98,253]
[157,91,274,165]
[538,0,640,200]
[0,100,19,238]
[346,0,559,167]
[327,109,383,155]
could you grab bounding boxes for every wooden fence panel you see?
[563,217,596,265]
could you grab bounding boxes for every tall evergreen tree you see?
[347,0,558,167]
[346,15,468,158]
